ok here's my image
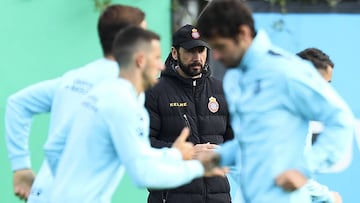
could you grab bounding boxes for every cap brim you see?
[180,40,210,50]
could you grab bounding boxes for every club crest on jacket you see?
[208,96,219,113]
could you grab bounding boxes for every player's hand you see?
[172,127,194,160]
[196,150,226,176]
[13,169,35,200]
[193,143,218,159]
[331,191,342,203]
[275,169,307,191]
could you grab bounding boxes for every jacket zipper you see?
[162,191,168,203]
[183,114,191,128]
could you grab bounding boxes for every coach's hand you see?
[275,169,307,191]
[172,127,194,160]
[13,169,35,200]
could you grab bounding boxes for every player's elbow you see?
[130,174,155,188]
[6,94,19,113]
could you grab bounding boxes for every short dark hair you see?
[197,0,256,40]
[297,48,334,70]
[113,26,160,67]
[97,5,145,56]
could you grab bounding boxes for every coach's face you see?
[172,46,207,77]
[142,39,164,90]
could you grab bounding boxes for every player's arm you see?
[286,72,355,172]
[5,78,60,199]
[216,139,238,167]
[104,101,204,189]
[117,127,225,189]
[275,170,342,203]
[305,179,342,203]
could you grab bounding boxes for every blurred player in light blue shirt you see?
[297,47,343,203]
[197,1,355,203]
[49,26,223,203]
[5,5,147,202]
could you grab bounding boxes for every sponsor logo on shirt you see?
[66,79,93,95]
[169,102,188,107]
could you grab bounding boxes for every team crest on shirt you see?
[208,96,219,113]
[191,28,200,39]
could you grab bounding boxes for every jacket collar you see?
[238,29,272,72]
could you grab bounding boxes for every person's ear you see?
[237,25,252,44]
[135,52,146,70]
[171,47,178,60]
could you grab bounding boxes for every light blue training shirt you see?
[219,30,355,203]
[5,58,119,203]
[49,78,204,203]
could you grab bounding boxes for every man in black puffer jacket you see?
[145,24,234,203]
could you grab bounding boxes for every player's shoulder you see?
[61,59,108,77]
[92,79,134,103]
[86,79,139,118]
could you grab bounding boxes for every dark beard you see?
[178,59,204,77]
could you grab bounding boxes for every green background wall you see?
[0,0,171,202]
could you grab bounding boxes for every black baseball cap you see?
[172,24,209,50]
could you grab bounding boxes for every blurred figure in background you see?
[197,0,355,202]
[297,47,342,202]
[297,48,334,83]
[5,5,146,203]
